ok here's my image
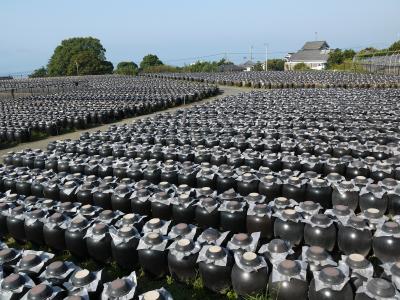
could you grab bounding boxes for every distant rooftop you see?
[289,40,330,62]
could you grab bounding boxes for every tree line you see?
[30,37,287,78]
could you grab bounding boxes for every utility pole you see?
[315,32,318,41]
[264,43,268,71]
[75,61,79,76]
[250,45,253,62]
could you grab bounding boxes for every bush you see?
[293,63,310,70]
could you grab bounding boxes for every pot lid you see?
[366,278,396,298]
[71,269,95,287]
[70,216,88,229]
[109,278,132,298]
[206,245,225,260]
[319,267,345,285]
[232,233,251,246]
[240,251,261,266]
[201,197,217,207]
[172,223,190,235]
[142,290,163,300]
[0,248,19,264]
[310,214,331,226]
[144,232,163,245]
[306,246,328,261]
[93,223,108,235]
[277,260,301,276]
[147,218,162,229]
[1,273,25,291]
[201,228,220,242]
[20,253,42,269]
[26,284,53,300]
[268,239,289,254]
[175,238,194,252]
[346,253,369,269]
[46,261,68,276]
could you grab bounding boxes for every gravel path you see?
[0,85,250,157]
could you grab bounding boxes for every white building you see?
[285,41,331,70]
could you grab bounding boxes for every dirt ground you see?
[0,85,251,158]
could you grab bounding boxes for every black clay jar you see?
[237,173,259,196]
[216,169,237,194]
[198,245,234,293]
[30,176,46,198]
[246,203,273,240]
[24,209,46,246]
[76,183,93,206]
[258,175,282,201]
[24,283,57,300]
[195,197,220,229]
[111,226,140,269]
[231,252,269,297]
[138,232,169,278]
[151,192,172,220]
[308,267,353,300]
[172,194,196,224]
[219,201,247,233]
[7,205,27,243]
[43,212,68,252]
[359,184,388,217]
[304,214,336,251]
[130,188,152,216]
[282,177,306,203]
[0,273,32,300]
[343,253,372,292]
[69,269,102,300]
[111,184,132,213]
[274,209,304,246]
[373,221,400,263]
[332,181,359,211]
[338,216,372,256]
[168,238,199,282]
[15,175,32,196]
[93,183,113,210]
[355,278,397,300]
[59,181,77,203]
[43,260,75,286]
[0,248,21,274]
[65,216,90,259]
[306,178,332,209]
[86,223,112,263]
[268,260,309,300]
[346,161,370,179]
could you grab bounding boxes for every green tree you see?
[327,48,344,67]
[267,59,285,71]
[140,54,163,69]
[293,62,310,71]
[342,49,356,60]
[29,67,47,78]
[65,51,113,76]
[388,40,400,52]
[252,62,264,71]
[47,37,113,76]
[115,61,139,75]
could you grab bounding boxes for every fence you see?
[353,51,400,75]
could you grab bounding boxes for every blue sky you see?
[0,0,399,75]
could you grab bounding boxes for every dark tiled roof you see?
[289,50,329,62]
[302,41,330,50]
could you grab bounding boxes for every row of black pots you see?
[3,210,400,300]
[5,147,400,184]
[146,71,400,88]
[1,155,400,216]
[0,76,218,144]
[0,248,171,300]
